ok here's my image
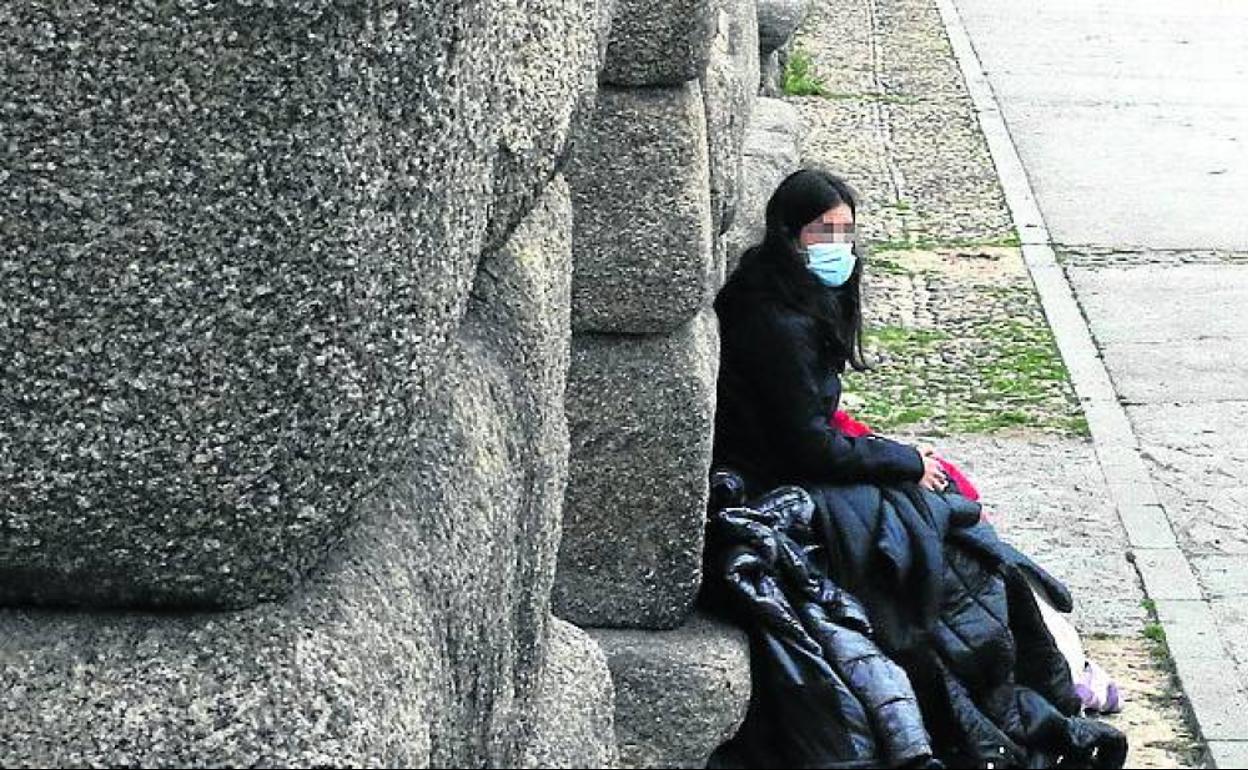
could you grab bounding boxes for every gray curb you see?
[934,0,1248,764]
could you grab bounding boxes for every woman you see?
[706,168,1127,769]
[714,168,945,496]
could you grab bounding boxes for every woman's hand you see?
[919,454,948,492]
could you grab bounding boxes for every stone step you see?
[586,612,752,769]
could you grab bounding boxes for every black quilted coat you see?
[702,474,1128,769]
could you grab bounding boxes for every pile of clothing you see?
[701,468,1128,769]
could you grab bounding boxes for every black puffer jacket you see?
[704,481,937,769]
[703,473,1128,769]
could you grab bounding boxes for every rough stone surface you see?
[1097,338,1248,405]
[760,47,786,97]
[702,0,761,240]
[1066,263,1248,347]
[554,311,720,630]
[1207,598,1248,713]
[0,0,603,609]
[523,618,619,769]
[1060,247,1248,270]
[1126,400,1248,558]
[568,83,715,334]
[485,0,610,248]
[758,0,808,54]
[724,97,803,275]
[0,172,581,768]
[588,613,751,769]
[601,0,717,86]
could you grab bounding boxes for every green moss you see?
[869,326,951,347]
[1143,623,1167,644]
[870,234,1021,252]
[842,279,1085,436]
[866,255,913,276]
[1142,622,1171,664]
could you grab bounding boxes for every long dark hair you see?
[731,168,870,371]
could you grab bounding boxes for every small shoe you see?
[1075,659,1122,714]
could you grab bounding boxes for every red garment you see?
[829,410,981,502]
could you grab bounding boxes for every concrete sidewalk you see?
[945,0,1248,766]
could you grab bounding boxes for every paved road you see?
[950,0,1248,765]
[953,0,1248,249]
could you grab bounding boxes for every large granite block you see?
[601,0,717,86]
[758,0,809,55]
[523,618,619,768]
[724,97,803,276]
[587,613,751,769]
[702,0,761,240]
[487,0,609,248]
[568,83,715,334]
[553,311,719,629]
[0,172,580,768]
[0,0,599,609]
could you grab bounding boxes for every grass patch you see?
[1142,621,1173,666]
[870,233,1021,252]
[782,48,832,97]
[843,299,1085,436]
[870,326,951,347]
[1140,600,1175,666]
[979,321,1071,399]
[866,254,913,276]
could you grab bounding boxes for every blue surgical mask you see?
[805,242,857,287]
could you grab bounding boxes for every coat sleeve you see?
[742,308,925,485]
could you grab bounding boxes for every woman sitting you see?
[705,168,1127,769]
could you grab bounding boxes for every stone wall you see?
[555,0,758,632]
[0,1,612,765]
[758,0,811,95]
[0,0,797,765]
[549,0,767,765]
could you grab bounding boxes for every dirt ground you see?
[1083,636,1205,768]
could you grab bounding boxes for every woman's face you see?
[798,203,855,247]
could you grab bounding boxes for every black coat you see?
[703,476,1128,769]
[704,483,937,769]
[713,266,923,495]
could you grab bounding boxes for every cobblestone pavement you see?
[783,0,1203,763]
[853,246,1085,436]
[789,0,1080,438]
